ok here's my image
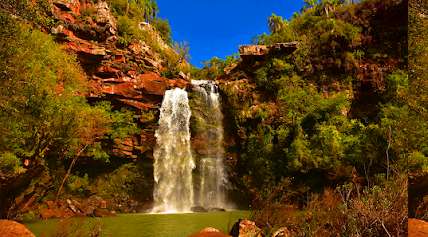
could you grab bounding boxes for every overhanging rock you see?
[239,42,298,60]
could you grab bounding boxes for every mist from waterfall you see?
[191,80,227,209]
[152,88,195,213]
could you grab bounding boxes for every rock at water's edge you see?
[272,227,291,237]
[189,227,230,237]
[229,219,262,237]
[93,208,116,217]
[191,206,208,212]
[208,207,226,212]
[0,220,35,237]
[409,218,428,237]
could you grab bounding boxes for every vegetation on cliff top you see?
[108,0,190,77]
[194,0,410,235]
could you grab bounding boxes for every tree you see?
[268,14,287,34]
[0,12,114,216]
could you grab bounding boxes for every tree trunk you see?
[0,165,45,218]
[55,145,88,201]
[386,126,392,180]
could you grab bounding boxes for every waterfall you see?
[152,83,229,213]
[191,80,227,209]
[152,88,195,213]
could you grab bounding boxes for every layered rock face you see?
[50,0,189,159]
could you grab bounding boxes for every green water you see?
[26,211,249,237]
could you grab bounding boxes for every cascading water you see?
[152,88,195,213]
[191,80,227,209]
[152,82,230,213]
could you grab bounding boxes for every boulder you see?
[66,39,106,60]
[168,78,189,89]
[272,227,291,237]
[142,57,162,70]
[191,206,208,212]
[0,220,35,237]
[201,227,222,233]
[189,227,230,237]
[409,219,428,237]
[230,219,263,237]
[66,199,78,213]
[101,82,142,99]
[96,65,121,78]
[208,207,226,212]
[53,0,81,15]
[129,41,151,55]
[51,24,76,38]
[178,71,190,81]
[40,206,74,219]
[93,208,116,217]
[52,6,77,24]
[137,73,168,96]
[128,41,162,70]
[100,200,107,209]
[95,1,117,35]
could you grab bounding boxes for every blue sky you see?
[156,0,304,67]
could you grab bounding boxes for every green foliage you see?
[67,173,90,195]
[1,0,55,28]
[0,152,25,176]
[113,1,182,77]
[406,0,428,179]
[110,0,172,49]
[93,164,142,201]
[116,15,162,50]
[0,14,140,201]
[408,152,428,174]
[86,142,110,162]
[152,18,172,43]
[256,2,364,85]
[161,41,191,78]
[0,14,103,166]
[385,70,408,102]
[193,55,239,80]
[254,58,294,94]
[258,14,296,44]
[268,14,287,34]
[109,109,140,140]
[21,211,37,223]
[218,0,408,207]
[117,15,138,46]
[107,0,158,22]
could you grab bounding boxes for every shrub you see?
[21,211,37,223]
[152,18,172,44]
[0,152,24,176]
[107,0,158,22]
[251,175,407,236]
[67,174,90,195]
